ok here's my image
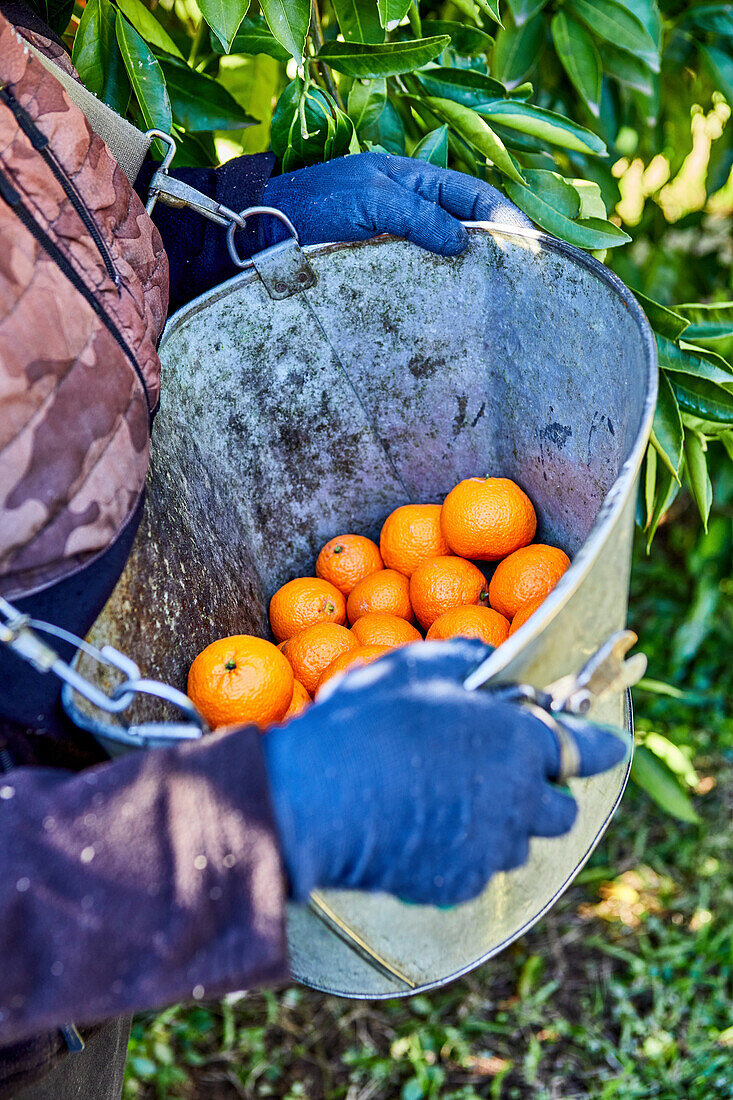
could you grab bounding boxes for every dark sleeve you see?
[135,153,277,312]
[0,726,288,1045]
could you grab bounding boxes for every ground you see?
[123,480,733,1100]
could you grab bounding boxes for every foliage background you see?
[28,0,733,1092]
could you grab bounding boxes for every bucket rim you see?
[160,222,659,686]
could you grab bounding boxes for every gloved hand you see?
[261,152,531,257]
[262,640,627,906]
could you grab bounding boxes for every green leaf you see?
[684,430,713,532]
[631,744,700,823]
[645,462,679,549]
[505,170,631,248]
[198,0,250,53]
[634,292,689,342]
[643,443,657,530]
[656,335,733,386]
[72,0,130,114]
[360,98,406,155]
[675,302,733,362]
[377,0,411,31]
[642,732,698,789]
[476,100,607,155]
[571,178,606,219]
[601,45,656,96]
[551,12,601,117]
[650,372,683,481]
[272,81,353,167]
[316,36,450,78]
[116,12,172,134]
[212,16,290,59]
[492,11,544,86]
[687,4,733,37]
[416,66,507,107]
[260,0,310,62]
[412,125,449,166]
[668,375,733,424]
[115,0,184,58]
[423,97,526,182]
[700,44,733,104]
[507,0,549,27]
[159,58,255,131]
[567,0,660,72]
[421,20,495,56]
[474,0,503,27]
[347,78,387,131]
[332,0,385,43]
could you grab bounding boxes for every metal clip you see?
[0,596,207,741]
[226,206,317,299]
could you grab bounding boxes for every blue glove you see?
[261,152,531,257]
[262,640,627,906]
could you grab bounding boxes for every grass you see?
[123,478,733,1100]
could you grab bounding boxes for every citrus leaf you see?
[474,0,502,27]
[476,100,607,154]
[551,12,601,117]
[260,0,310,62]
[332,0,384,42]
[360,98,406,155]
[116,12,172,134]
[211,16,290,59]
[635,292,689,341]
[421,20,495,55]
[684,431,713,532]
[416,66,507,106]
[650,372,683,481]
[159,58,256,131]
[701,44,733,105]
[601,45,656,96]
[675,302,733,362]
[631,745,700,823]
[643,444,657,530]
[492,11,544,85]
[115,0,184,58]
[198,0,250,53]
[504,170,631,248]
[645,462,679,550]
[571,178,606,219]
[412,124,449,166]
[72,0,130,114]
[668,375,733,424]
[686,4,733,37]
[347,78,387,131]
[642,733,698,789]
[656,334,733,385]
[316,36,450,77]
[377,0,411,30]
[506,0,549,26]
[567,0,660,72]
[423,97,526,182]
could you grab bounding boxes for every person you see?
[0,5,627,1097]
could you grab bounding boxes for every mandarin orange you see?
[380,504,450,576]
[426,605,510,646]
[281,679,312,721]
[508,594,547,635]
[489,544,570,620]
[187,635,293,730]
[409,555,486,630]
[316,534,383,595]
[441,477,536,561]
[316,644,392,693]
[270,577,346,642]
[351,612,422,647]
[347,569,412,624]
[281,622,357,695]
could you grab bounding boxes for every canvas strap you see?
[27,42,151,183]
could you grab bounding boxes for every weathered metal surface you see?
[69,225,657,996]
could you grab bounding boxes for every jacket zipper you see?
[0,165,151,413]
[0,86,120,290]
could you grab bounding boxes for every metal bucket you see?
[65,224,657,998]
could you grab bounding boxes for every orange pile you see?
[187,476,571,730]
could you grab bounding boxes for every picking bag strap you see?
[26,42,151,183]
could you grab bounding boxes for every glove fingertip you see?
[564,718,630,777]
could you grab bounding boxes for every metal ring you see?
[110,678,207,733]
[529,706,582,783]
[226,206,300,269]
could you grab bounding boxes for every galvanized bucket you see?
[65,223,657,998]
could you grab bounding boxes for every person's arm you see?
[0,727,287,1045]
